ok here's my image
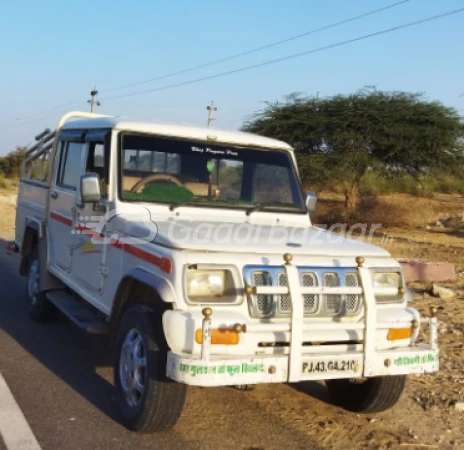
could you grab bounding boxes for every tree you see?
[243,90,464,210]
[0,146,27,178]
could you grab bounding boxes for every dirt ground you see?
[1,190,463,450]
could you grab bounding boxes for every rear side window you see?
[57,142,86,190]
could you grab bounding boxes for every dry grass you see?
[314,192,464,229]
[0,175,19,191]
[0,189,17,239]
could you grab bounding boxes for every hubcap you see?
[28,260,40,305]
[119,328,147,407]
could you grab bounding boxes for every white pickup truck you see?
[11,111,439,433]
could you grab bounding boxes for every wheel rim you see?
[28,259,40,305]
[119,328,147,407]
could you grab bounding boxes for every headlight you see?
[187,270,226,298]
[373,272,401,290]
[372,271,404,304]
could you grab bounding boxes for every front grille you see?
[252,271,273,316]
[246,266,362,318]
[324,273,341,314]
[277,272,319,314]
[302,273,318,313]
[277,272,290,313]
[345,273,360,313]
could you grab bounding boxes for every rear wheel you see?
[114,304,187,433]
[326,375,406,413]
[27,247,54,321]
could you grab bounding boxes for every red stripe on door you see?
[49,212,171,273]
[50,211,73,227]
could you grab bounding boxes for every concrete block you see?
[455,402,464,412]
[398,259,456,283]
[432,284,455,299]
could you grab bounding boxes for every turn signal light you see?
[195,329,239,345]
[387,328,414,341]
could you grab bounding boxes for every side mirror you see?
[80,173,101,204]
[305,191,317,214]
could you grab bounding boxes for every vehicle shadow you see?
[290,381,335,405]
[0,238,118,422]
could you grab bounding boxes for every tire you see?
[27,247,54,322]
[114,304,187,433]
[234,384,257,391]
[326,375,406,414]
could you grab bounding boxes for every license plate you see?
[302,359,361,375]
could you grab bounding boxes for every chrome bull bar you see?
[198,254,439,382]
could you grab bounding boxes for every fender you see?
[19,222,41,275]
[24,216,44,239]
[121,267,178,304]
[110,268,178,325]
[19,222,65,290]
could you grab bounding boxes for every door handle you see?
[50,191,58,199]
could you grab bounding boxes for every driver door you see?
[70,131,110,294]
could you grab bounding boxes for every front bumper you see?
[167,345,439,386]
[166,258,439,386]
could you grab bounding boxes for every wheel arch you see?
[110,268,177,326]
[20,222,65,290]
[19,223,40,276]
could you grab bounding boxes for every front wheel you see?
[326,375,406,413]
[114,304,187,433]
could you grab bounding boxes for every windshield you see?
[120,134,305,213]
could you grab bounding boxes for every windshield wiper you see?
[169,197,205,211]
[245,203,264,216]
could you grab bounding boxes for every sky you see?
[0,0,463,154]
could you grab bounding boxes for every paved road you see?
[0,246,322,450]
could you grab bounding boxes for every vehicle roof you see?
[61,116,293,151]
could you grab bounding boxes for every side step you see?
[46,290,111,335]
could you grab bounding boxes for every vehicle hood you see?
[152,219,390,257]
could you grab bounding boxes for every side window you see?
[56,141,66,182]
[39,150,50,181]
[25,149,50,181]
[57,142,86,190]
